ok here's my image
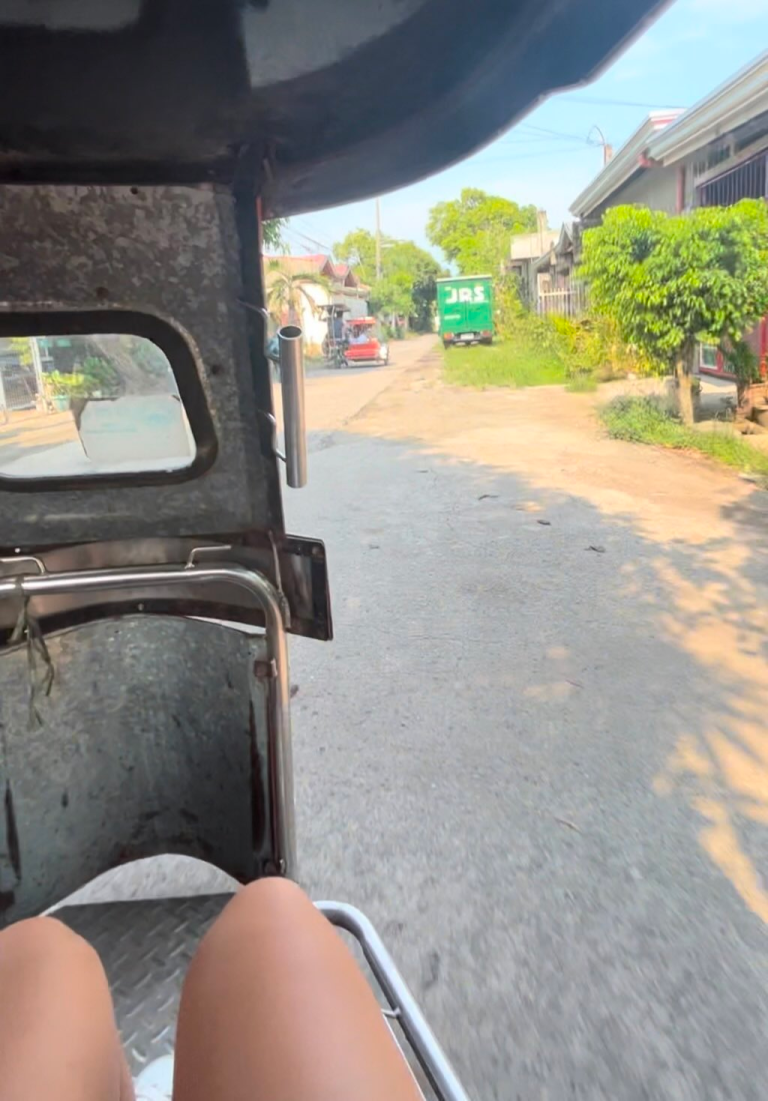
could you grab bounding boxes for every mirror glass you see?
[0,333,195,479]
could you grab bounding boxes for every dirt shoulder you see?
[349,349,767,549]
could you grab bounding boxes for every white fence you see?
[536,284,587,319]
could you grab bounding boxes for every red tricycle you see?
[344,317,389,366]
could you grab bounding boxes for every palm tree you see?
[265,261,331,328]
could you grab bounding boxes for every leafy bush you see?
[44,356,121,400]
[44,371,88,398]
[79,356,121,397]
[494,274,655,384]
[600,396,768,474]
[580,200,768,423]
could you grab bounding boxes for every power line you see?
[291,217,335,250]
[288,229,332,252]
[517,122,602,145]
[497,134,594,144]
[476,144,599,164]
[562,95,687,109]
[282,225,334,255]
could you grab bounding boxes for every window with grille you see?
[698,153,767,207]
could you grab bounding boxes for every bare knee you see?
[0,916,102,976]
[233,876,309,913]
[217,877,310,927]
[191,878,314,969]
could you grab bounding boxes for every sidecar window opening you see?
[0,310,216,490]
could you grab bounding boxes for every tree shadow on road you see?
[291,424,768,1100]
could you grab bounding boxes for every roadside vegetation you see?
[443,340,567,389]
[441,273,653,390]
[333,229,442,333]
[580,200,768,424]
[600,396,768,475]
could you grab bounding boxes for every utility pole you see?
[375,196,382,281]
[587,125,613,165]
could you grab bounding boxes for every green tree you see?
[579,201,768,424]
[9,337,32,366]
[263,218,289,252]
[369,274,413,324]
[334,230,443,331]
[333,229,379,285]
[426,188,538,274]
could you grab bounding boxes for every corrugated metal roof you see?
[651,49,768,164]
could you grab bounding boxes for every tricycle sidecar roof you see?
[0,0,667,213]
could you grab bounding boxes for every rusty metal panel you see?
[0,617,275,924]
[0,183,281,546]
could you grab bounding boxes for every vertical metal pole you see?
[278,325,308,489]
[29,337,45,407]
[375,196,382,282]
[0,361,7,423]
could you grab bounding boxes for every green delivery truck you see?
[436,274,494,347]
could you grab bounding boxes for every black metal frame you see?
[0,308,218,491]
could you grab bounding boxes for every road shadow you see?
[288,424,768,1100]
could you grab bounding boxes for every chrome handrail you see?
[316,901,471,1101]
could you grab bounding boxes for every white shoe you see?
[134,1054,174,1101]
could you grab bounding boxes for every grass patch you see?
[442,340,567,389]
[566,372,598,393]
[600,397,768,474]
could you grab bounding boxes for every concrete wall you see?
[294,285,369,355]
[592,164,679,220]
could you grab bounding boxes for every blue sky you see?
[280,0,768,261]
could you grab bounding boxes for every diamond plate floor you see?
[58,895,232,1073]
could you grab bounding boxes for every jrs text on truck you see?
[437,275,494,347]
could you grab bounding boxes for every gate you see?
[536,283,588,319]
[0,343,42,415]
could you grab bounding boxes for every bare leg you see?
[0,916,133,1101]
[174,879,422,1101]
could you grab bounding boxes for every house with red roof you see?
[265,254,369,353]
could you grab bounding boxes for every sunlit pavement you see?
[285,345,768,1101]
[69,338,768,1099]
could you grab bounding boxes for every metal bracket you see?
[0,555,47,576]
[185,544,234,568]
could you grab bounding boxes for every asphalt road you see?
[284,339,768,1101]
[69,336,768,1099]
